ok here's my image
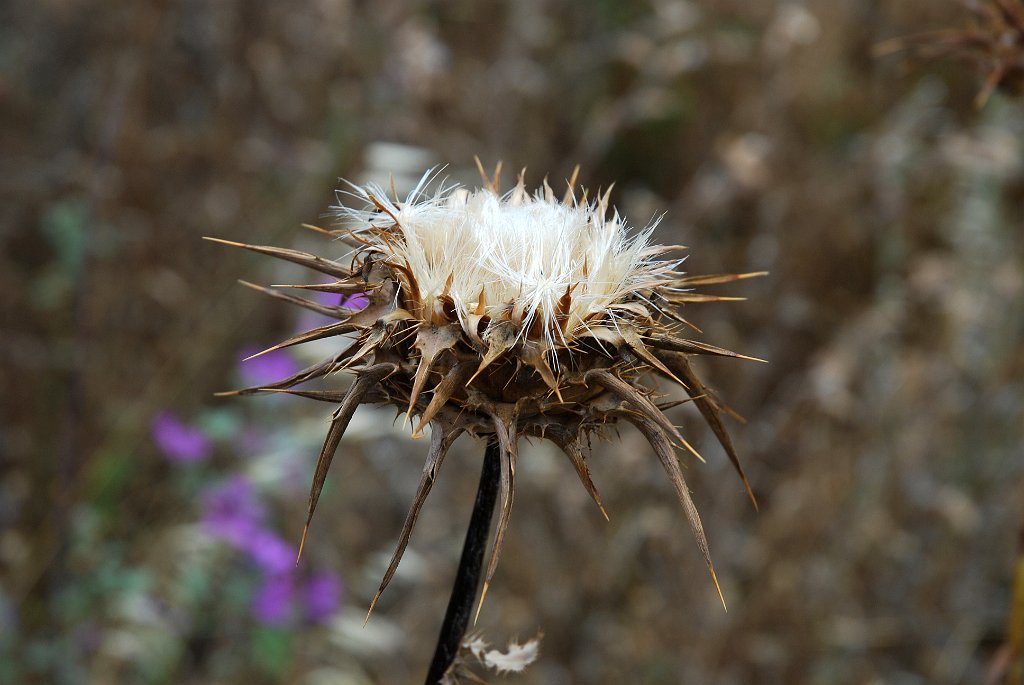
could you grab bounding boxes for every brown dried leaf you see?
[618,326,684,384]
[656,351,758,510]
[476,407,518,623]
[468,320,519,384]
[584,369,683,445]
[585,368,705,463]
[407,324,462,414]
[238,280,353,319]
[414,360,475,434]
[546,425,608,520]
[626,413,726,610]
[342,325,389,369]
[297,363,397,562]
[520,340,559,393]
[367,421,464,621]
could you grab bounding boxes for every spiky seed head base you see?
[209,163,765,617]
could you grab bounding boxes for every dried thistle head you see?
[878,0,1024,107]
[209,162,764,615]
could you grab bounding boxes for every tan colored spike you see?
[520,340,559,395]
[542,176,555,203]
[584,369,703,462]
[649,335,767,363]
[595,183,615,220]
[510,168,529,205]
[412,361,475,436]
[474,157,503,193]
[406,324,462,416]
[203,237,352,278]
[271,280,373,295]
[491,161,503,191]
[238,280,349,319]
[340,330,387,371]
[547,427,608,521]
[217,343,359,397]
[618,325,685,385]
[467,320,519,385]
[563,165,581,204]
[260,387,381,403]
[476,407,518,624]
[242,321,355,361]
[555,283,576,333]
[667,293,747,304]
[366,421,464,623]
[474,287,487,316]
[365,190,402,227]
[301,223,343,237]
[296,363,397,564]
[657,305,702,333]
[656,351,758,511]
[625,412,726,611]
[676,271,768,287]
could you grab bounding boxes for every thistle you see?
[208,162,764,623]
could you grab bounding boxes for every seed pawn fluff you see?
[208,162,765,616]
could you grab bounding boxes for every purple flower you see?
[251,573,295,626]
[152,412,213,463]
[201,476,266,546]
[236,347,300,387]
[242,529,296,575]
[302,572,343,623]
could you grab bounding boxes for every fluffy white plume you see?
[465,632,542,675]
[334,169,682,341]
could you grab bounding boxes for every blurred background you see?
[3,0,1024,683]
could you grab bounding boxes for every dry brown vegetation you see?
[3,1,1024,683]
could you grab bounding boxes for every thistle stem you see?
[424,439,500,684]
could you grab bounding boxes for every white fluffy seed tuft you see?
[465,633,542,675]
[333,169,683,339]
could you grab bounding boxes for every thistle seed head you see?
[335,168,671,341]
[209,163,764,615]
